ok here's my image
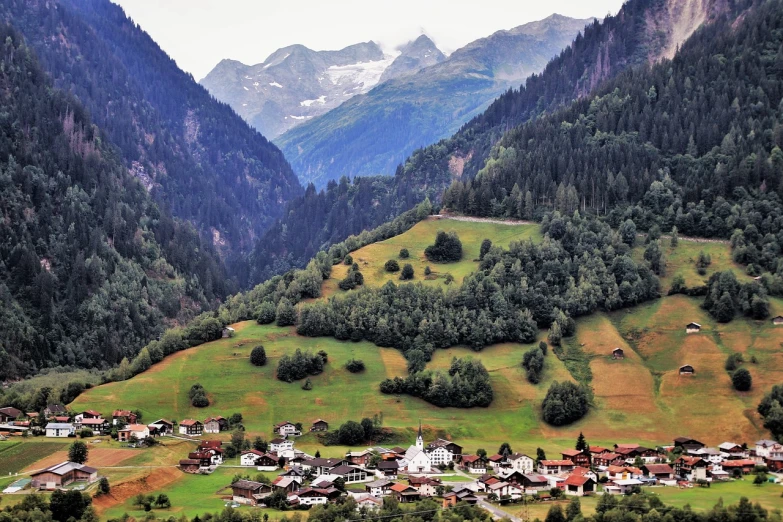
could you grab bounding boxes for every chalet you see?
[475,474,501,492]
[391,483,420,503]
[118,424,149,442]
[590,446,608,455]
[766,457,783,472]
[112,410,137,425]
[604,478,643,495]
[425,438,463,464]
[30,461,97,489]
[487,453,506,472]
[329,464,369,483]
[76,418,109,433]
[561,449,590,468]
[365,479,395,497]
[291,488,329,506]
[188,451,213,468]
[273,421,300,437]
[674,437,705,451]
[346,449,373,467]
[408,476,441,497]
[538,460,575,475]
[679,365,695,375]
[755,439,780,457]
[488,481,523,500]
[356,496,383,509]
[148,419,174,435]
[612,348,625,359]
[593,452,624,467]
[674,456,708,481]
[562,475,596,497]
[45,422,74,438]
[270,438,294,454]
[773,316,783,325]
[222,326,235,338]
[179,459,201,473]
[442,489,478,507]
[44,404,66,418]
[641,464,675,481]
[179,419,203,436]
[685,322,701,333]
[461,455,487,474]
[231,479,272,506]
[377,460,399,478]
[302,457,349,476]
[311,419,329,432]
[279,467,306,484]
[241,449,266,467]
[271,476,300,493]
[204,416,226,434]
[720,459,756,475]
[690,447,723,464]
[605,465,643,481]
[79,410,102,420]
[505,453,534,474]
[514,473,550,492]
[0,407,22,423]
[718,442,747,458]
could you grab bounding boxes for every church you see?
[401,423,432,473]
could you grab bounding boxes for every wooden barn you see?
[679,365,695,375]
[612,348,625,359]
[685,322,701,333]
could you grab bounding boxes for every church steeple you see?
[416,421,424,449]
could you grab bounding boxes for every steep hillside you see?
[0,0,301,261]
[276,14,593,187]
[0,26,226,380]
[200,41,398,139]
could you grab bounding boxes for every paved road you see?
[477,499,522,522]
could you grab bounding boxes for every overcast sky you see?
[113,0,627,80]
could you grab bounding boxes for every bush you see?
[98,477,110,495]
[189,383,209,407]
[275,298,297,327]
[424,266,432,276]
[384,259,400,272]
[424,231,463,262]
[732,368,752,391]
[725,352,743,371]
[345,359,365,373]
[277,348,325,382]
[250,345,267,366]
[542,381,590,426]
[343,254,353,265]
[399,248,409,259]
[338,420,367,445]
[256,302,276,324]
[400,264,414,280]
[522,346,545,384]
[79,429,94,439]
[302,378,313,390]
[339,263,364,290]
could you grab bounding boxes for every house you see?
[391,483,420,503]
[112,410,137,425]
[279,467,306,484]
[674,437,705,451]
[148,419,174,435]
[514,473,550,493]
[270,438,294,454]
[273,421,300,437]
[755,440,779,458]
[346,449,373,467]
[604,479,643,495]
[302,457,349,476]
[178,419,202,436]
[404,447,432,473]
[685,322,701,333]
[442,489,478,507]
[271,476,301,493]
[612,348,625,359]
[561,449,590,468]
[118,424,150,442]
[720,459,756,475]
[188,451,213,468]
[222,326,235,338]
[232,479,272,506]
[408,476,441,497]
[674,456,708,481]
[45,422,74,438]
[329,464,369,483]
[590,446,609,455]
[311,419,329,432]
[291,488,329,506]
[0,407,22,423]
[766,457,783,472]
[538,460,575,475]
[79,410,102,420]
[76,418,109,434]
[641,464,675,481]
[356,495,383,510]
[30,461,97,489]
[593,452,624,467]
[365,479,394,497]
[562,475,596,497]
[377,460,399,478]
[679,365,695,375]
[425,438,463,465]
[179,459,202,473]
[505,453,534,474]
[487,454,506,472]
[44,404,66,418]
[461,455,487,474]
[203,416,224,434]
[690,447,723,464]
[605,465,643,481]
[772,315,783,325]
[240,449,268,467]
[488,480,523,499]
[718,442,747,458]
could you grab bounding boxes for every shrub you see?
[256,302,276,324]
[189,383,209,407]
[277,349,325,382]
[522,346,545,384]
[98,477,110,495]
[250,345,267,366]
[343,254,353,265]
[338,421,366,445]
[302,378,313,391]
[732,368,752,391]
[542,381,590,426]
[339,263,364,290]
[79,429,93,439]
[384,259,400,272]
[725,352,743,371]
[345,359,365,373]
[424,231,463,262]
[399,248,409,259]
[400,264,414,280]
[424,266,432,276]
[480,239,492,260]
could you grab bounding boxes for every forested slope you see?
[0,26,225,380]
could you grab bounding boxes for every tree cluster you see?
[189,383,209,407]
[338,263,364,291]
[424,231,463,263]
[758,384,783,441]
[522,345,546,384]
[276,349,326,383]
[541,381,590,426]
[344,359,366,373]
[703,271,769,322]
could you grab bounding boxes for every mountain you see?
[201,41,406,139]
[0,25,228,380]
[0,0,301,265]
[379,35,446,83]
[276,14,594,187]
[248,0,736,284]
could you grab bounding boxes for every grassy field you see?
[0,440,69,477]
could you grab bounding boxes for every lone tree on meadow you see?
[732,368,752,391]
[250,345,267,366]
[400,264,414,280]
[68,441,88,464]
[425,231,463,262]
[384,259,400,272]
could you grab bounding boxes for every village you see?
[2,404,783,515]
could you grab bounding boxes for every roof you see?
[180,419,201,426]
[563,475,593,487]
[82,410,101,416]
[274,421,295,428]
[721,459,756,467]
[643,464,673,474]
[119,424,148,432]
[0,407,22,417]
[589,446,608,453]
[522,473,549,483]
[232,480,267,491]
[270,438,289,444]
[45,423,73,429]
[312,419,328,424]
[31,461,96,477]
[596,452,621,460]
[113,410,132,417]
[686,322,701,327]
[612,347,624,352]
[613,479,643,486]
[756,440,778,447]
[390,483,416,493]
[46,404,66,412]
[674,437,702,444]
[79,418,107,425]
[718,442,743,451]
[508,452,531,460]
[330,464,361,475]
[366,479,394,488]
[242,449,266,457]
[561,449,584,457]
[427,438,460,450]
[461,455,482,464]
[377,461,399,469]
[540,460,574,466]
[179,459,200,466]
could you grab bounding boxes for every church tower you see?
[416,420,424,449]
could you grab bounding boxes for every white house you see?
[273,421,300,437]
[604,479,643,495]
[488,481,523,500]
[505,453,535,474]
[241,450,265,467]
[45,423,74,438]
[270,438,294,454]
[755,440,779,458]
[292,488,329,505]
[365,479,394,497]
[718,442,747,459]
[689,448,723,464]
[425,438,462,466]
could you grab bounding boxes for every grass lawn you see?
[647,479,783,510]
